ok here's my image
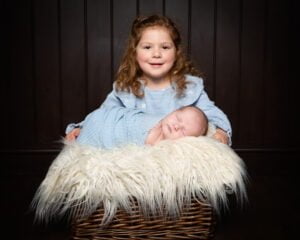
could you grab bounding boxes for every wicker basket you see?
[71,198,216,239]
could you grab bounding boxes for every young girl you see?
[66,14,232,145]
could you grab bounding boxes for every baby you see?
[74,105,208,149]
[146,106,208,145]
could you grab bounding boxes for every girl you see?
[66,14,232,145]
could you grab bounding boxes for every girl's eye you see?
[143,46,151,49]
[162,46,171,49]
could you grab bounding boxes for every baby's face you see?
[159,107,206,140]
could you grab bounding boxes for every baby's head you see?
[146,106,208,145]
[160,106,208,139]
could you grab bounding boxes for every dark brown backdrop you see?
[1,0,298,239]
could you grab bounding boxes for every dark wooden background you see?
[1,0,298,239]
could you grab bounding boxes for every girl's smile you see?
[149,63,163,67]
[136,26,176,88]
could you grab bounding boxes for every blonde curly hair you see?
[115,14,202,98]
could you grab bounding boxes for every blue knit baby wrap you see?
[76,106,162,149]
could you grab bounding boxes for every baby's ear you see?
[205,122,216,137]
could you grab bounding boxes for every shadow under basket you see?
[71,198,216,240]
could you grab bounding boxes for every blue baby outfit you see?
[67,75,232,147]
[76,106,162,149]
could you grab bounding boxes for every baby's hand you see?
[65,128,81,141]
[212,128,229,145]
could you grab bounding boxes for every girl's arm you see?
[195,90,232,145]
[65,127,81,141]
[212,128,229,145]
[65,88,123,137]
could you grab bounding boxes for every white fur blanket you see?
[32,136,247,224]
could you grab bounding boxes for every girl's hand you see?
[65,128,81,141]
[212,128,229,145]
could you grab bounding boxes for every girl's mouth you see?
[150,63,163,67]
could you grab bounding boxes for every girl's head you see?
[135,24,176,89]
[115,15,201,97]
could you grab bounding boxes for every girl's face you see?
[136,26,176,85]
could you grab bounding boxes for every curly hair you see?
[115,14,202,98]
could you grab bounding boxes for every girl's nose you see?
[152,48,161,58]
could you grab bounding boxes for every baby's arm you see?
[145,122,163,145]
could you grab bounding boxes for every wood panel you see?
[8,0,35,149]
[60,0,86,130]
[289,0,299,146]
[215,0,241,146]
[165,0,189,53]
[237,0,266,147]
[86,0,112,112]
[0,0,9,148]
[112,0,137,75]
[190,0,215,97]
[34,0,61,148]
[263,0,290,147]
[139,0,164,15]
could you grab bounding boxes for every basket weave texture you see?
[71,198,216,240]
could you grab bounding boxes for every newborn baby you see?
[145,106,208,145]
[73,105,207,149]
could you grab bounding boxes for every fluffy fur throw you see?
[32,136,247,225]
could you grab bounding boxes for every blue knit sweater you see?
[68,75,232,146]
